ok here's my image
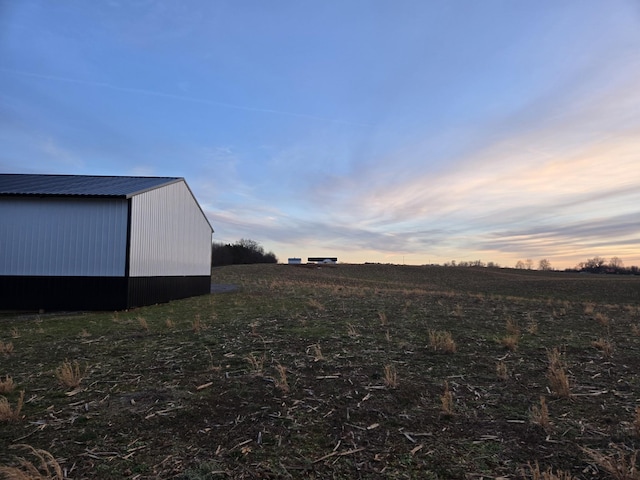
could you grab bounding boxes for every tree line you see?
[211,239,277,267]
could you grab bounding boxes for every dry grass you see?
[522,461,576,479]
[592,337,614,358]
[451,304,463,317]
[0,444,63,479]
[547,348,571,399]
[496,361,509,381]
[307,298,325,311]
[594,312,610,327]
[0,391,24,422]
[309,344,324,362]
[54,360,86,390]
[245,353,266,375]
[526,318,539,335]
[582,447,639,480]
[383,364,398,388]
[440,381,454,416]
[274,363,289,394]
[347,323,359,337]
[137,316,149,332]
[378,311,388,326]
[0,375,16,394]
[506,317,521,336]
[192,314,204,333]
[10,327,19,338]
[631,324,640,337]
[530,396,552,432]
[428,330,457,353]
[583,303,595,315]
[500,334,519,351]
[1,341,15,356]
[165,318,175,329]
[634,407,640,438]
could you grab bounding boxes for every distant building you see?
[308,257,338,264]
[0,174,213,311]
[288,258,302,265]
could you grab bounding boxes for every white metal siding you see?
[129,181,212,277]
[0,197,128,276]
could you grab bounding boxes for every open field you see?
[1,264,640,479]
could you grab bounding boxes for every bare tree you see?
[609,257,624,269]
[538,259,552,271]
[515,260,525,269]
[525,259,534,270]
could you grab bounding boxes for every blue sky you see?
[1,1,639,268]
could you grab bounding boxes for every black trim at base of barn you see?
[0,275,211,311]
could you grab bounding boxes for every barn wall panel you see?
[129,181,212,277]
[0,197,128,276]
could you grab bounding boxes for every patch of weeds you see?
[526,315,539,335]
[500,334,519,351]
[347,323,359,337]
[506,317,521,336]
[307,298,325,311]
[429,330,456,353]
[0,444,63,479]
[308,343,324,361]
[245,352,266,375]
[582,446,639,480]
[192,314,205,333]
[496,361,509,381]
[0,341,14,356]
[274,363,289,393]
[378,311,388,326]
[440,381,454,417]
[594,312,610,327]
[592,337,614,358]
[546,348,571,399]
[137,316,149,332]
[0,375,15,394]
[530,396,552,432]
[54,360,86,389]
[521,461,576,479]
[383,364,398,388]
[0,391,24,422]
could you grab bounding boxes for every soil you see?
[1,264,639,479]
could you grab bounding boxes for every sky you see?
[1,1,639,269]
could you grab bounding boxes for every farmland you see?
[1,264,640,479]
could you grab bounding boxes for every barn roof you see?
[0,174,182,198]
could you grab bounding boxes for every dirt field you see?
[1,264,639,479]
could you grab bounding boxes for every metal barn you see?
[0,174,214,311]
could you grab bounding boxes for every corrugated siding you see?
[0,197,128,276]
[129,181,212,277]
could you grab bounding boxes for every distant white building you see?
[308,257,337,264]
[288,258,302,265]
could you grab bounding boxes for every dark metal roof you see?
[0,174,182,198]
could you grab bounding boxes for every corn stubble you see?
[429,330,457,353]
[546,348,571,399]
[54,360,86,389]
[0,444,63,480]
[0,391,24,422]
